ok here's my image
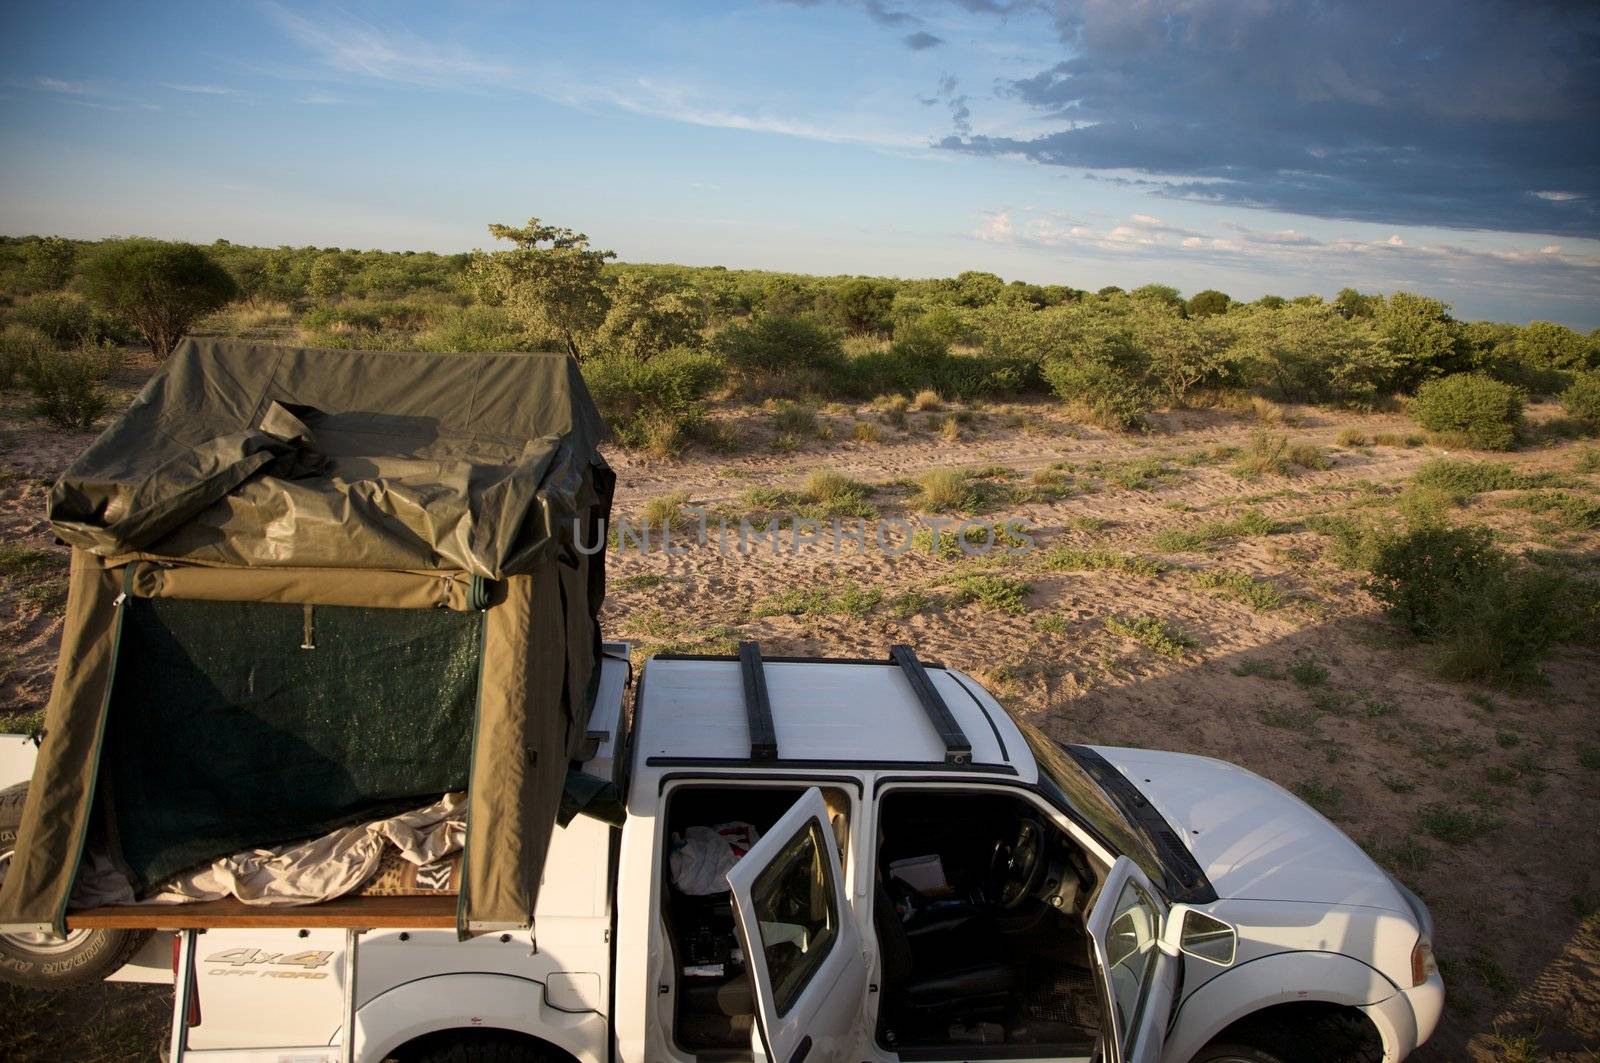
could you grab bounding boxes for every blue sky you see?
[1,0,1597,327]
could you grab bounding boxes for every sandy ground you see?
[1,361,1597,1061]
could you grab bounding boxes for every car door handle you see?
[788,1035,812,1062]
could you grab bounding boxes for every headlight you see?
[1410,932,1437,987]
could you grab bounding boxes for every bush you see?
[1561,371,1600,426]
[1041,357,1153,431]
[8,292,131,347]
[0,324,51,389]
[1410,373,1523,450]
[24,343,115,430]
[1367,523,1502,639]
[79,238,239,358]
[416,304,537,352]
[582,347,725,453]
[717,314,842,373]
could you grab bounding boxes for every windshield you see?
[1014,719,1195,901]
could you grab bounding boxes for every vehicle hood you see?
[1090,746,1409,912]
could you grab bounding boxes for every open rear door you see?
[1085,856,1178,1063]
[726,787,866,1063]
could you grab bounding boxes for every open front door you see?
[726,787,866,1063]
[1085,856,1178,1063]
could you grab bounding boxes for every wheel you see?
[407,1030,567,1063]
[0,782,152,989]
[1192,1046,1287,1063]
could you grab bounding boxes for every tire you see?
[408,1031,567,1063]
[1192,1046,1287,1063]
[0,782,152,990]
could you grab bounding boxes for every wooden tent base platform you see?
[67,894,458,930]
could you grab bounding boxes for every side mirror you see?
[1166,905,1237,966]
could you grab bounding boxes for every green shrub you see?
[583,347,724,453]
[718,314,842,373]
[1561,371,1600,426]
[24,343,114,430]
[8,291,131,347]
[416,305,536,352]
[1041,357,1153,431]
[0,324,51,389]
[1104,614,1196,658]
[911,468,978,513]
[950,573,1030,614]
[1412,458,1530,497]
[1368,523,1502,639]
[1410,373,1523,450]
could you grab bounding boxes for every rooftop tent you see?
[0,340,614,938]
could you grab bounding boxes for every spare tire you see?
[0,782,152,989]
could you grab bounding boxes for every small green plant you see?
[1150,509,1279,551]
[886,589,939,619]
[1231,658,1284,679]
[1288,659,1330,687]
[1418,801,1501,844]
[1412,458,1531,497]
[1410,372,1524,450]
[640,491,693,530]
[767,399,818,436]
[753,584,882,618]
[950,573,1030,614]
[1190,570,1285,611]
[1257,703,1320,733]
[909,388,943,411]
[1508,490,1600,530]
[851,419,881,443]
[1033,613,1070,635]
[1233,432,1331,477]
[1105,614,1196,658]
[0,323,52,389]
[1040,547,1165,577]
[1336,428,1368,447]
[911,468,978,513]
[798,471,876,518]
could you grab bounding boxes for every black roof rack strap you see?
[738,641,779,761]
[889,644,972,765]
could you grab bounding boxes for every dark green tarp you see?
[49,339,610,578]
[0,340,613,937]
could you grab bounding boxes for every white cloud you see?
[161,83,241,96]
[1532,191,1580,203]
[260,4,923,148]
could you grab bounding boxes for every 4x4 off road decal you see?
[204,947,333,979]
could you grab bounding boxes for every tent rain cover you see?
[0,340,613,936]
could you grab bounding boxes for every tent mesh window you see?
[101,596,482,892]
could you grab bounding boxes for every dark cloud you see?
[903,30,944,50]
[941,0,1600,237]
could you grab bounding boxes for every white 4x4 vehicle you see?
[0,643,1442,1063]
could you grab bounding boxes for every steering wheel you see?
[988,819,1046,909]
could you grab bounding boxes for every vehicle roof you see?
[633,652,1038,782]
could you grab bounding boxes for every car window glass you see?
[1105,879,1160,1043]
[750,819,839,1016]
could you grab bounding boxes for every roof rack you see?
[889,644,972,765]
[737,641,779,761]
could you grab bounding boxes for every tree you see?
[821,278,896,333]
[1130,283,1184,312]
[955,270,1006,307]
[1255,294,1287,309]
[596,274,706,360]
[1376,292,1468,390]
[306,252,350,303]
[1186,289,1231,318]
[1333,287,1378,320]
[1512,320,1595,372]
[16,236,76,293]
[471,218,615,359]
[1133,310,1239,406]
[79,239,238,358]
